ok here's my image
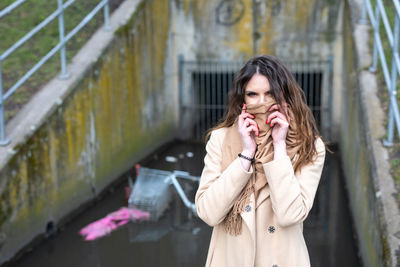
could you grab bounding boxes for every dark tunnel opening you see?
[188,70,324,140]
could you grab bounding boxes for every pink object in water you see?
[79,207,150,241]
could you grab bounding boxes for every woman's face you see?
[244,74,274,105]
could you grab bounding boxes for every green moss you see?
[114,0,145,37]
[381,235,391,267]
[0,1,173,254]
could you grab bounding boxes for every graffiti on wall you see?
[216,0,245,26]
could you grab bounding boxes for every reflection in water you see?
[7,142,362,267]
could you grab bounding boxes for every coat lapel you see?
[240,193,256,244]
[256,184,270,209]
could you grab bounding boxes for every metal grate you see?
[178,57,333,142]
[289,60,333,129]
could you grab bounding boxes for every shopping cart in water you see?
[128,166,199,222]
[127,166,200,242]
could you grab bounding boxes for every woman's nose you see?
[258,95,267,104]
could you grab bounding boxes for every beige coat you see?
[195,127,326,267]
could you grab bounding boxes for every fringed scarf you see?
[221,99,301,235]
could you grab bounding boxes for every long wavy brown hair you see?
[206,55,323,172]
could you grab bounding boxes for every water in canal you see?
[5,141,362,267]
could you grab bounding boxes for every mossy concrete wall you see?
[341,6,383,264]
[0,0,175,263]
[171,0,340,60]
[339,0,400,266]
[171,0,400,265]
[170,0,342,140]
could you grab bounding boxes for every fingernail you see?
[265,120,268,124]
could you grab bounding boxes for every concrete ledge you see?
[350,0,400,266]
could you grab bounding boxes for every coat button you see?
[245,205,251,212]
[268,226,275,233]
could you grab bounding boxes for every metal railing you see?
[361,0,400,146]
[0,0,112,146]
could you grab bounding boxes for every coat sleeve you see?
[262,137,326,228]
[195,129,253,226]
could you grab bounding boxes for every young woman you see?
[195,55,326,267]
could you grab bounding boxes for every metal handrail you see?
[0,0,111,146]
[0,0,26,19]
[362,0,400,146]
[168,171,199,216]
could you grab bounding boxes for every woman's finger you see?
[238,103,255,130]
[266,111,287,124]
[243,118,259,136]
[244,125,258,136]
[268,104,281,112]
[269,103,290,121]
[267,111,286,121]
[241,103,246,115]
[239,112,255,120]
[268,104,287,115]
[270,117,289,128]
[244,117,257,126]
[243,119,250,127]
[239,113,254,128]
[238,112,255,127]
[240,117,257,130]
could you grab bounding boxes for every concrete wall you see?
[170,0,343,140]
[171,0,340,60]
[339,0,400,266]
[4,0,394,265]
[0,0,176,263]
[172,0,400,266]
[340,4,384,264]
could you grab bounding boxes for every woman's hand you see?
[266,103,289,160]
[238,103,259,159]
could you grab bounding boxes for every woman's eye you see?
[246,92,256,96]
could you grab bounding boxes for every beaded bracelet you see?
[238,153,255,163]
